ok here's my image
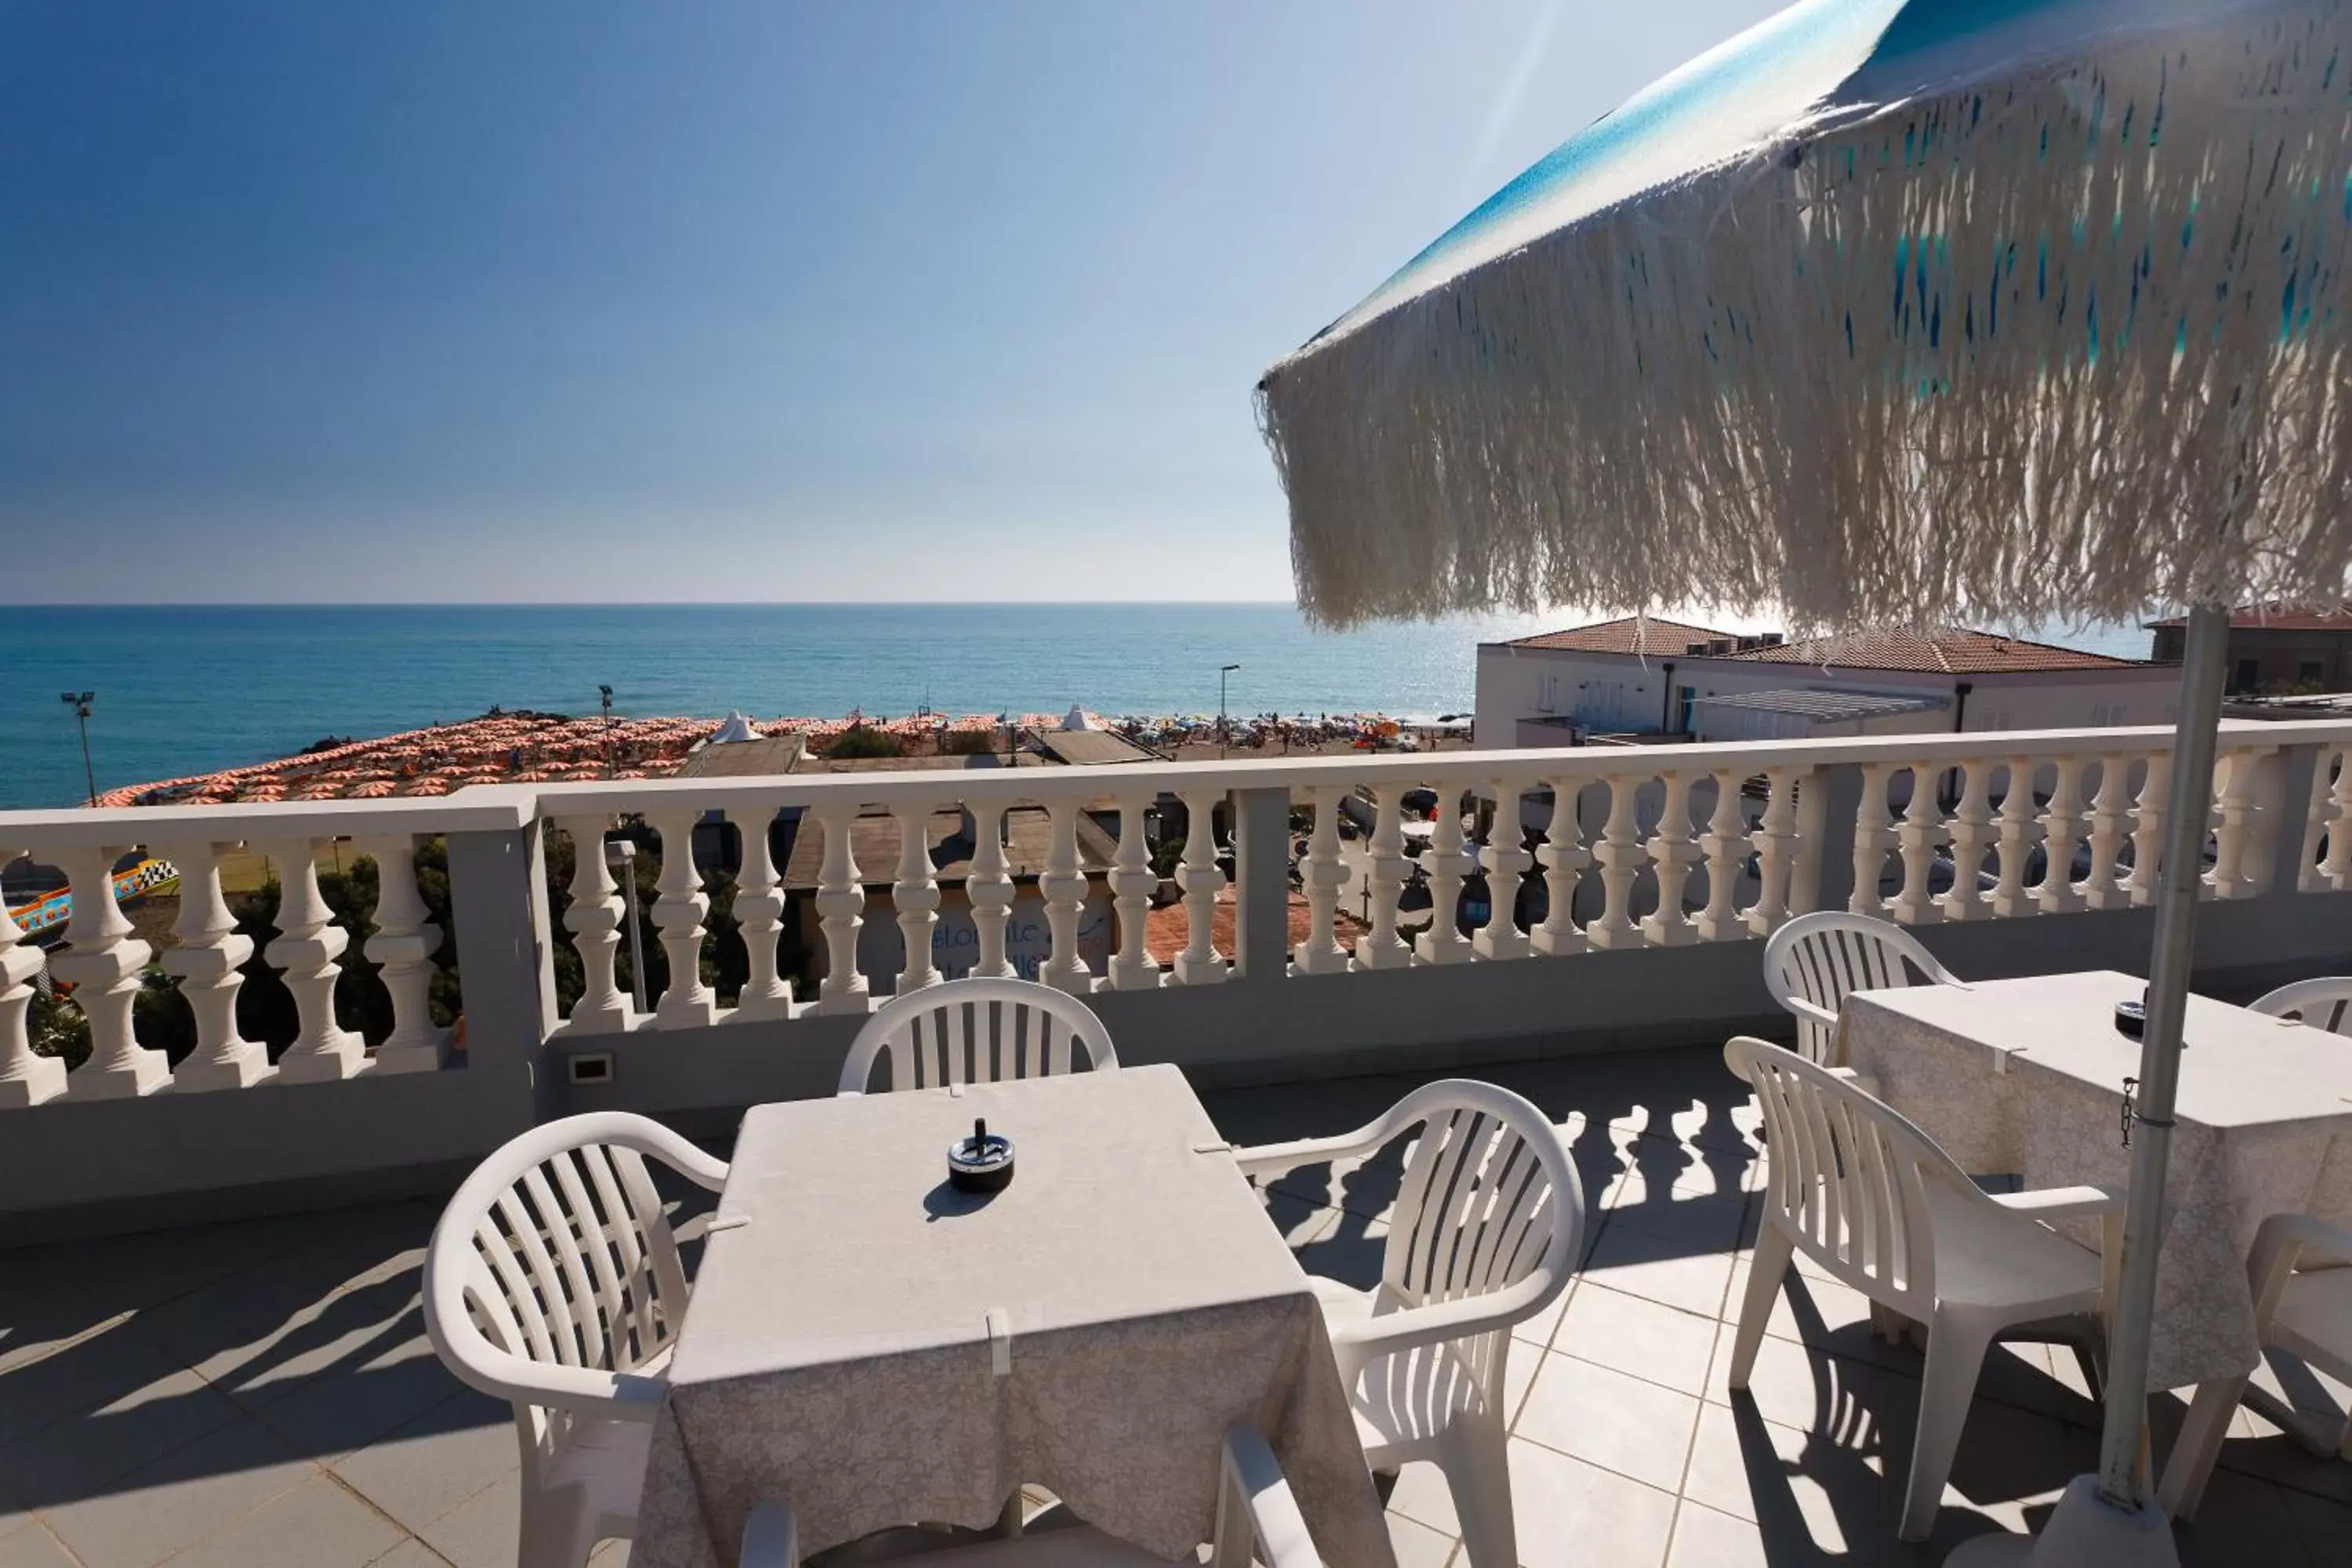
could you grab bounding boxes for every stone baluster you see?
[1744,768,1799,935]
[1891,766,1949,925]
[2128,752,2170,907]
[1356,784,1415,969]
[1788,768,1827,916]
[1473,779,1534,960]
[2316,748,2352,891]
[1938,761,1996,920]
[156,841,270,1089]
[891,805,942,995]
[813,804,871,1013]
[354,836,447,1073]
[1039,799,1093,993]
[1587,775,1649,949]
[1693,770,1747,942]
[1990,760,2042,917]
[1847,764,1897,916]
[556,815,631,1032]
[1531,776,1589,955]
[1108,793,1161,989]
[1171,790,1228,984]
[728,807,793,1020]
[0,848,66,1108]
[2033,757,2089,914]
[644,812,717,1027]
[1639,771,1700,946]
[2207,751,2261,899]
[260,839,368,1083]
[967,800,1016,980]
[1292,786,1352,975]
[1414,789,1475,965]
[2073,755,2129,911]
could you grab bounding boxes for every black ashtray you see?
[2114,999,2146,1039]
[947,1118,1015,1194]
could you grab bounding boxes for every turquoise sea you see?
[0,604,2154,811]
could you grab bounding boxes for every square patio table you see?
[1839,969,2352,1391]
[630,1063,1395,1568]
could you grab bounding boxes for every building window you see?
[2299,660,2325,688]
[2089,702,2126,727]
[1537,674,1559,713]
[2234,659,2259,692]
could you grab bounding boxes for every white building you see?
[1475,618,2176,749]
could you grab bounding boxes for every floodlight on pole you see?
[604,838,648,1014]
[1219,665,1241,758]
[598,685,615,778]
[58,691,96,807]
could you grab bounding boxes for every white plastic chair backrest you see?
[1374,1080,1586,1392]
[2249,976,2352,1037]
[423,1112,727,1474]
[1763,911,1959,1064]
[837,975,1116,1094]
[1725,1036,1985,1321]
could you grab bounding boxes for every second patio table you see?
[1838,969,2352,1391]
[629,1063,1395,1568]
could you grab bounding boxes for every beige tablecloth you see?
[631,1064,1394,1568]
[1840,971,2352,1391]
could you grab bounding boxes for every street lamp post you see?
[58,691,96,806]
[604,838,648,1014]
[598,684,615,778]
[1219,664,1241,758]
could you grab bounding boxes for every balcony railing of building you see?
[4,720,2350,1240]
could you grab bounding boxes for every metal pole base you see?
[1943,1475,2181,1566]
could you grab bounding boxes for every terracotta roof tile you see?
[1728,627,2140,673]
[2147,602,2352,631]
[1504,615,1736,655]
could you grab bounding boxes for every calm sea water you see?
[0,604,2154,810]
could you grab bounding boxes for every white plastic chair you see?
[2158,1212,2352,1519]
[421,1112,728,1568]
[1722,1036,2120,1541]
[1762,910,1962,1065]
[735,1425,1323,1566]
[1234,1080,1585,1568]
[839,975,1116,1095]
[2248,976,2352,1036]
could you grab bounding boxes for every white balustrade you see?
[891,804,942,996]
[1108,793,1161,990]
[2033,756,2089,915]
[2081,755,2135,911]
[0,847,65,1109]
[1414,789,1475,964]
[356,835,447,1073]
[1474,780,1534,959]
[1638,772,1699,946]
[162,840,270,1089]
[1693,771,1746,942]
[1531,776,1589,954]
[2207,750,2264,899]
[2311,748,2352,892]
[1171,790,1229,983]
[2129,751,2170,906]
[1891,764,1948,925]
[812,805,870,1014]
[1038,799,1092,993]
[1744,768,1799,935]
[1293,786,1352,974]
[1586,775,1649,949]
[967,800,1016,981]
[260,838,368,1083]
[1848,763,1897,917]
[645,812,717,1027]
[1939,760,1996,921]
[1991,760,2042,918]
[556,815,632,1033]
[729,807,793,1020]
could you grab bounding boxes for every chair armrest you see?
[1327,1270,1563,1370]
[445,1352,668,1422]
[739,1501,800,1568]
[2249,1212,2352,1329]
[1989,1185,2126,1224]
[1784,996,1839,1032]
[1214,1425,1322,1568]
[1233,1129,1387,1181]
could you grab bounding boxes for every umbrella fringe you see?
[1260,1,2352,632]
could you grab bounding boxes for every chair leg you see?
[1898,1309,1995,1542]
[1726,1223,1795,1391]
[2154,1376,2247,1522]
[1439,1414,1518,1568]
[517,1485,601,1568]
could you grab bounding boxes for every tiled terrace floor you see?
[4,1044,2350,1567]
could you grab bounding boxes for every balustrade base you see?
[370,1036,450,1075]
[276,1034,370,1083]
[1171,953,1229,985]
[174,1045,276,1091]
[66,1050,172,1099]
[0,1058,69,1109]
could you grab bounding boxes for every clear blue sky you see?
[2,0,1781,604]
